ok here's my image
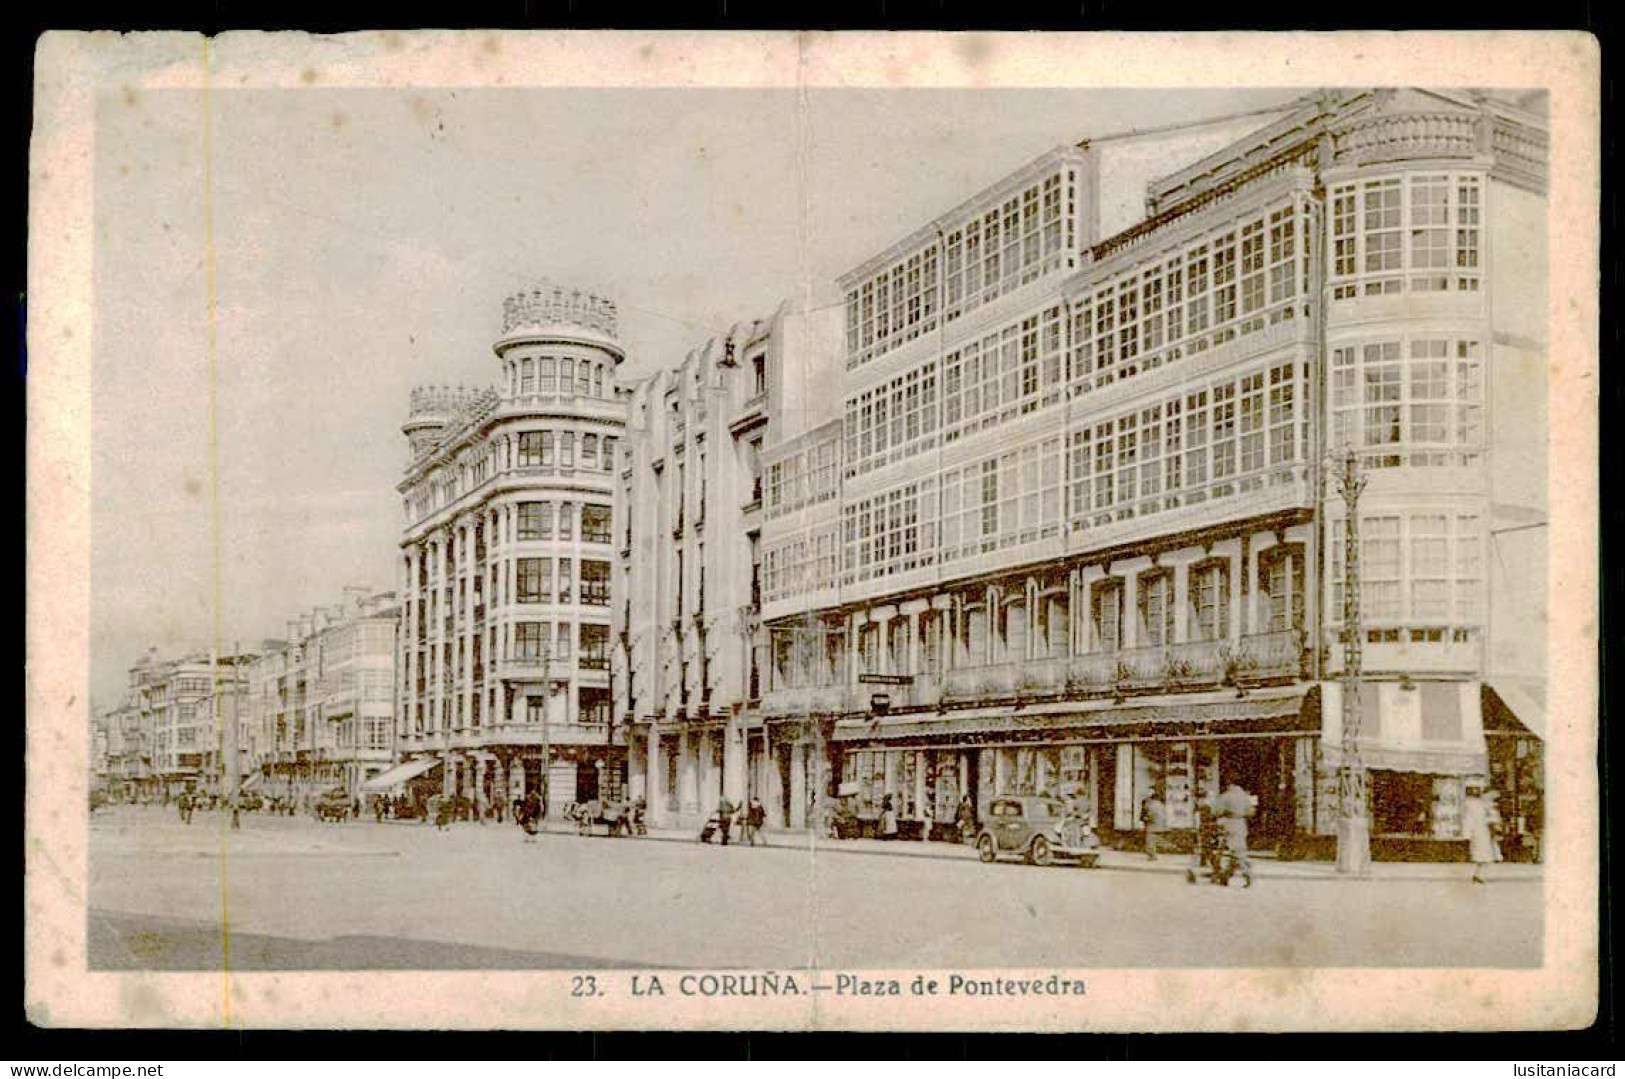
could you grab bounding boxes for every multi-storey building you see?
[244,590,397,803]
[128,651,217,801]
[93,698,147,801]
[757,88,1547,859]
[392,285,626,818]
[117,647,258,802]
[618,308,811,830]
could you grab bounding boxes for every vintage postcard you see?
[26,30,1598,1030]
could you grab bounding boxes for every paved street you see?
[87,805,1542,970]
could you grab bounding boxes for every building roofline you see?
[836,144,1089,290]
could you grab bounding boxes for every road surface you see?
[86,805,1542,970]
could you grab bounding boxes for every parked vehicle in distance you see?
[975,795,1101,868]
[314,788,352,822]
[237,792,264,812]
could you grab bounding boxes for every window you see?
[1329,337,1484,465]
[561,359,574,395]
[558,501,573,540]
[1138,571,1174,648]
[1330,173,1485,297]
[555,622,571,661]
[538,358,556,395]
[557,558,572,604]
[1362,517,1403,623]
[847,166,1073,368]
[519,358,535,394]
[1190,561,1230,641]
[1260,548,1305,633]
[1409,516,1450,621]
[518,501,551,540]
[579,623,610,669]
[514,622,548,661]
[518,432,545,468]
[581,560,611,605]
[920,611,942,675]
[581,434,598,469]
[560,432,574,468]
[752,354,766,396]
[582,503,612,543]
[517,557,551,604]
[1092,580,1123,653]
[578,362,592,396]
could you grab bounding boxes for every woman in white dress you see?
[1462,784,1503,884]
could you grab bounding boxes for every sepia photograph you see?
[26,31,1598,1031]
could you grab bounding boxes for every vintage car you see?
[314,788,353,822]
[974,795,1101,868]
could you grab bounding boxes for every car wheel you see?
[1029,835,1053,867]
[977,834,997,864]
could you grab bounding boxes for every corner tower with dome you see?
[390,284,629,820]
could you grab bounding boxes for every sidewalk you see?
[605,822,1544,883]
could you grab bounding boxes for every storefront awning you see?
[361,757,443,792]
[1319,680,1488,776]
[1483,683,1545,741]
[239,772,264,792]
[830,686,1314,744]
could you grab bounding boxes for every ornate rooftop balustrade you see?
[502,284,618,338]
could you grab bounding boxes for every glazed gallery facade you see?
[756,88,1547,860]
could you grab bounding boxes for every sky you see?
[89,84,1307,709]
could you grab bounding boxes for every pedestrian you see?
[919,794,934,843]
[745,795,765,846]
[1214,781,1256,887]
[880,794,898,840]
[352,796,362,821]
[715,796,735,846]
[1463,783,1503,884]
[520,789,542,838]
[955,795,978,845]
[1139,791,1168,861]
[230,799,241,831]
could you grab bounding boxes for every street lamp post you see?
[541,640,553,819]
[1329,448,1372,876]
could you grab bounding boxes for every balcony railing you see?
[582,528,613,544]
[939,629,1308,703]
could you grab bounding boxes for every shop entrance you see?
[576,760,600,803]
[1217,738,1294,850]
